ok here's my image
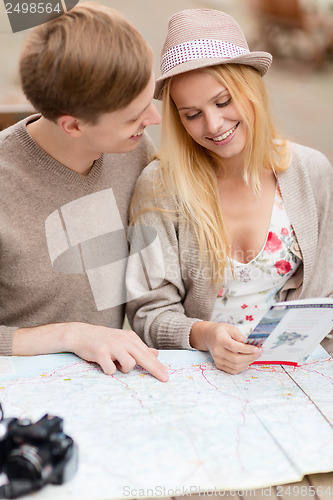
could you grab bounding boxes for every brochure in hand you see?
[246,298,333,366]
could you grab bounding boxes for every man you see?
[0,3,168,381]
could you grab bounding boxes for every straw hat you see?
[155,8,272,100]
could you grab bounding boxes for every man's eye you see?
[217,98,232,108]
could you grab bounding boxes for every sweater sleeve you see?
[125,162,200,350]
[279,144,333,300]
[309,150,333,298]
[0,326,17,355]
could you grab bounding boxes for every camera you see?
[0,404,78,499]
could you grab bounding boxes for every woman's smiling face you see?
[170,69,250,166]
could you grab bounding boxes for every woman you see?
[126,9,333,374]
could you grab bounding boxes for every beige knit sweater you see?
[126,143,333,350]
[0,115,155,355]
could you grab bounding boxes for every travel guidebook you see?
[246,298,333,366]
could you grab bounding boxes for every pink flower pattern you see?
[264,231,282,252]
[275,259,292,275]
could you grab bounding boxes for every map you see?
[1,347,333,499]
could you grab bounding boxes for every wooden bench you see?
[0,104,35,131]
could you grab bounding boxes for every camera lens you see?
[4,444,49,482]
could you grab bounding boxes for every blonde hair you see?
[19,3,153,123]
[133,64,291,283]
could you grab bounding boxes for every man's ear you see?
[57,115,85,137]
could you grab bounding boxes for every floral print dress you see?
[210,185,301,337]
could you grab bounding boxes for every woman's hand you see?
[190,321,262,374]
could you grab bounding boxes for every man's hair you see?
[19,3,153,123]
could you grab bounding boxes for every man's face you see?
[79,72,161,156]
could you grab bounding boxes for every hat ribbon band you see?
[161,39,249,74]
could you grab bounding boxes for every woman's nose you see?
[205,110,224,136]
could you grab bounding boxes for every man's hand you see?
[12,323,169,382]
[190,321,262,374]
[68,324,169,381]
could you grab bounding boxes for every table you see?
[171,336,333,500]
[173,472,333,499]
